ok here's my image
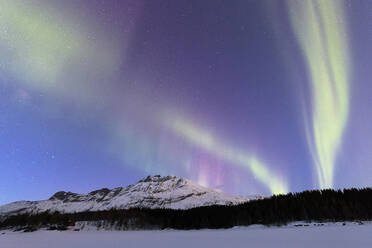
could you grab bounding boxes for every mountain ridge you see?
[0,175,250,217]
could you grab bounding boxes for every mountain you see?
[0,175,249,217]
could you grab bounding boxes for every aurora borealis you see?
[1,0,371,204]
[165,113,288,195]
[288,0,350,190]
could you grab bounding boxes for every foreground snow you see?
[1,222,372,248]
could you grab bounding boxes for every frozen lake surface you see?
[1,223,372,248]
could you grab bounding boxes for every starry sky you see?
[1,0,372,205]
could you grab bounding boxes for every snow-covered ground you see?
[1,222,372,248]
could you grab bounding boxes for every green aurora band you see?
[165,114,288,195]
[0,0,122,103]
[288,0,350,189]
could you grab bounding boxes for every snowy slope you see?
[2,222,372,248]
[0,175,249,216]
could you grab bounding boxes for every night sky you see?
[1,0,372,205]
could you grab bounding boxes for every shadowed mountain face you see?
[0,175,250,217]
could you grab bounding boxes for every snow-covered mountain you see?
[0,175,249,217]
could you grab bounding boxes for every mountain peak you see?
[0,175,250,217]
[49,191,78,201]
[138,174,178,183]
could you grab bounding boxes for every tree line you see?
[2,187,372,230]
